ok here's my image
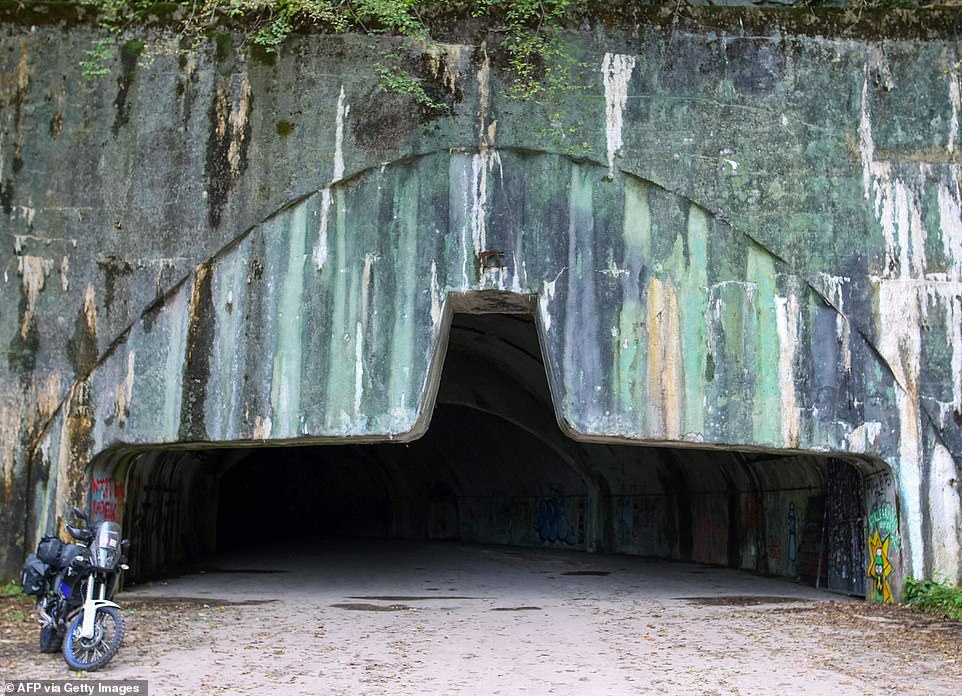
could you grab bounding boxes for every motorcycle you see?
[20,506,130,671]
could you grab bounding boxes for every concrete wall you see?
[1,9,960,595]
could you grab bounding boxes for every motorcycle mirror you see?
[71,506,88,521]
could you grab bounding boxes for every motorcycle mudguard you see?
[79,599,121,639]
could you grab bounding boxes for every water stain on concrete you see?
[331,603,416,612]
[678,595,812,606]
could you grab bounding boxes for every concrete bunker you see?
[86,311,900,601]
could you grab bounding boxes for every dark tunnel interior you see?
[105,313,888,597]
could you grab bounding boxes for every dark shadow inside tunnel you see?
[100,313,891,599]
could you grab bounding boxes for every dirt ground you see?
[2,541,961,695]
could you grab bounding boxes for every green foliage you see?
[904,577,962,620]
[79,36,115,79]
[60,2,584,97]
[375,60,447,110]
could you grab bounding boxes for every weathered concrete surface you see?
[1,10,961,594]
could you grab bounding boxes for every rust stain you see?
[18,255,53,338]
[12,42,30,172]
[0,373,62,503]
[646,277,683,439]
[55,379,94,527]
[0,404,17,503]
[184,263,210,365]
[215,77,251,181]
[113,351,136,428]
[82,282,97,337]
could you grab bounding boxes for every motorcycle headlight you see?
[92,522,122,570]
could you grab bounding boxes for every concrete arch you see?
[16,147,951,591]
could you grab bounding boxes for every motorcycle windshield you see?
[91,521,122,570]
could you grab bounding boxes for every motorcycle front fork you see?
[79,574,120,640]
[79,575,104,639]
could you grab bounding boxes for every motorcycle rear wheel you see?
[61,606,125,671]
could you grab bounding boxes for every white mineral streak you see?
[860,70,962,577]
[314,190,332,272]
[861,73,930,281]
[59,256,69,292]
[846,421,882,453]
[354,319,364,422]
[252,415,272,440]
[602,53,635,180]
[162,288,188,440]
[430,261,442,327]
[313,86,349,272]
[18,206,35,227]
[929,441,962,585]
[354,252,376,421]
[18,255,53,337]
[876,279,925,576]
[540,268,566,332]
[774,291,801,448]
[333,86,349,182]
[469,45,501,282]
[470,153,488,262]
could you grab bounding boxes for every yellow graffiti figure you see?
[867,529,894,604]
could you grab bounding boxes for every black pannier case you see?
[20,553,49,596]
[36,535,64,566]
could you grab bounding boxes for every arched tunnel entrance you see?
[89,313,897,600]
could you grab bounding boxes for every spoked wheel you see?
[61,607,125,671]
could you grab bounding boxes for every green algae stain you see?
[325,188,354,430]
[746,243,780,446]
[387,173,421,427]
[679,205,708,437]
[270,204,308,437]
[614,177,650,427]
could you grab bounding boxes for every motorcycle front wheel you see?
[61,606,125,671]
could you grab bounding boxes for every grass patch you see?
[904,578,962,620]
[1,580,23,597]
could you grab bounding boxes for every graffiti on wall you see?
[868,528,895,603]
[535,497,584,545]
[867,501,900,603]
[91,475,125,523]
[867,502,901,553]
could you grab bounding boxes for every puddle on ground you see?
[196,568,289,574]
[348,595,477,601]
[561,571,610,576]
[331,603,416,612]
[678,595,812,606]
[122,597,277,609]
[491,606,542,611]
